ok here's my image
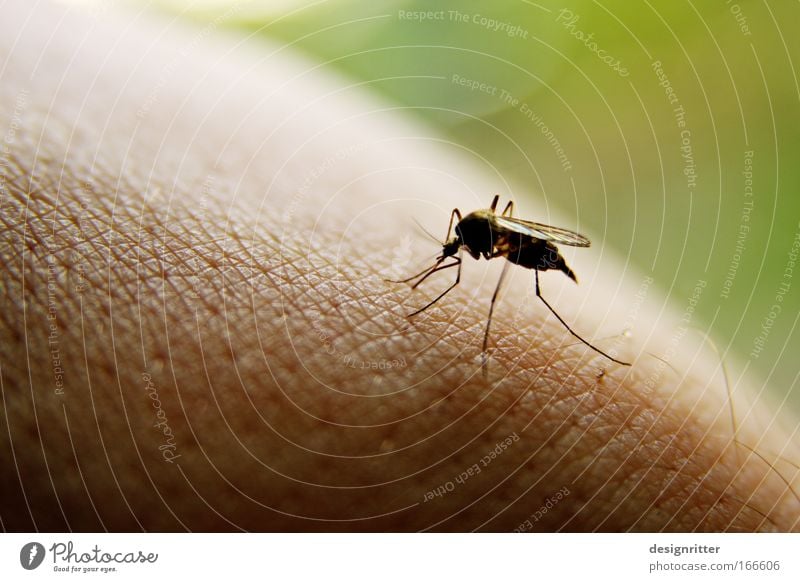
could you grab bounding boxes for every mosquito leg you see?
[445,207,462,241]
[410,258,459,290]
[385,258,444,284]
[407,256,462,317]
[482,260,511,375]
[390,207,463,285]
[412,217,443,245]
[534,269,632,366]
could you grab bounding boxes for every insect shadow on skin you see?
[386,195,632,377]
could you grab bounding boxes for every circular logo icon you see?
[20,542,46,570]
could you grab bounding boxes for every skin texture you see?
[1,1,799,532]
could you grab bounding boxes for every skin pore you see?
[1,1,799,532]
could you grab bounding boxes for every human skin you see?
[1,2,798,532]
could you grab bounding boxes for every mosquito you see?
[388,195,631,372]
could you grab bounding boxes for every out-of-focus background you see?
[123,1,799,408]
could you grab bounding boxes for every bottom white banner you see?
[1,533,796,581]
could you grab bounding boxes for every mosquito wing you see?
[492,215,591,247]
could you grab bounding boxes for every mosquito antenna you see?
[412,217,443,245]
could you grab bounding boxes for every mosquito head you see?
[441,236,461,259]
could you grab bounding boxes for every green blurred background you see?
[158,0,799,408]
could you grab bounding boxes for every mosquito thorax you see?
[455,210,495,256]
